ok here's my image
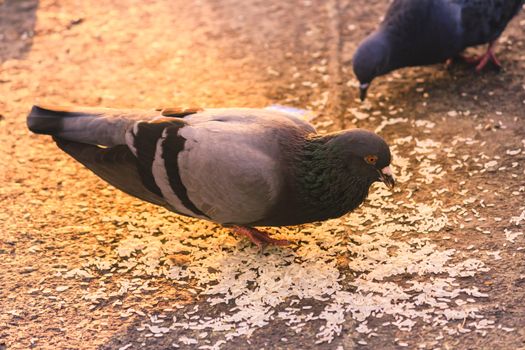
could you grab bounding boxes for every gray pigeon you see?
[27,105,395,249]
[353,0,524,100]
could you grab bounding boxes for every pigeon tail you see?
[27,105,75,135]
[27,105,153,147]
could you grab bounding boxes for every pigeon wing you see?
[53,137,167,207]
[458,0,523,46]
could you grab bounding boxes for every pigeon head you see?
[352,31,392,101]
[327,129,395,189]
[292,128,395,224]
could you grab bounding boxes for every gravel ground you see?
[1,0,525,349]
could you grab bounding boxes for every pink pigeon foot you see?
[459,42,502,72]
[232,226,292,252]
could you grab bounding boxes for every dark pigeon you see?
[353,0,524,100]
[27,105,395,250]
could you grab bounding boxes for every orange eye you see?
[365,155,378,165]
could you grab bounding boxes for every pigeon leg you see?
[475,42,501,72]
[458,42,501,72]
[232,226,292,252]
[445,58,454,69]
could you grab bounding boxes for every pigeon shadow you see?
[0,0,39,63]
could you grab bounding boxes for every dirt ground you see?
[1,0,525,349]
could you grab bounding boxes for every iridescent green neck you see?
[294,135,372,222]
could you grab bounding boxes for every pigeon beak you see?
[379,166,395,190]
[359,83,369,101]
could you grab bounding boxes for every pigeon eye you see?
[365,155,378,165]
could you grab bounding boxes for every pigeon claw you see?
[232,226,292,253]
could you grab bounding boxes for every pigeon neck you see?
[294,135,372,221]
[363,31,395,79]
